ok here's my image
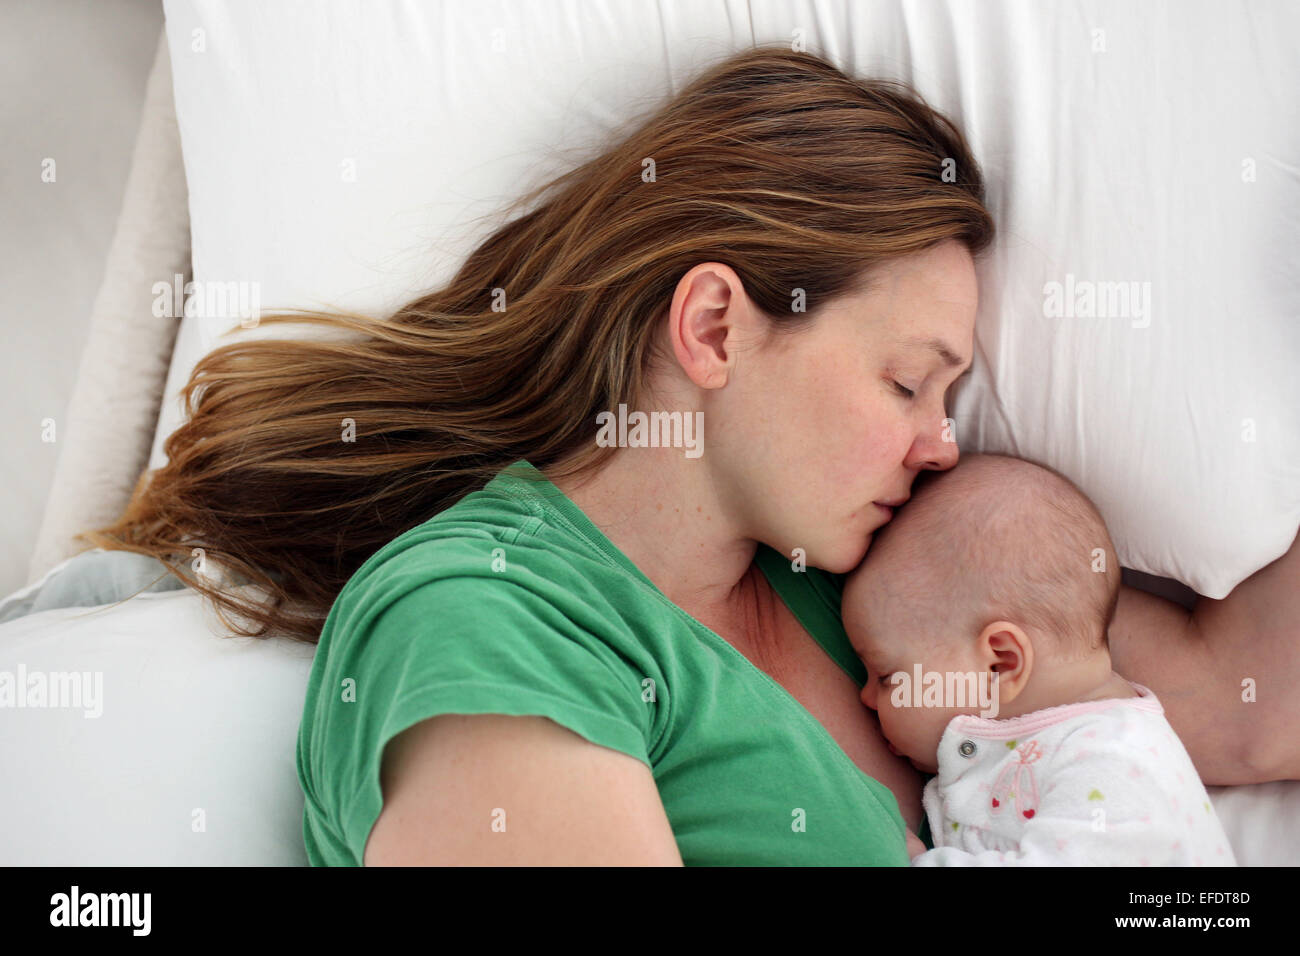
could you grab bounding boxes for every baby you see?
[842,453,1237,866]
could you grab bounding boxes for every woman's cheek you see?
[856,423,906,472]
[858,396,909,448]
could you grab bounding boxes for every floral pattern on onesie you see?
[911,681,1237,866]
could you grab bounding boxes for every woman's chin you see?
[819,537,872,575]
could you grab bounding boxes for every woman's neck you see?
[543,446,759,620]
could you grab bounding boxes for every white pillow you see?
[152,0,1299,599]
[0,588,314,864]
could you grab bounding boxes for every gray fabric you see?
[26,29,189,586]
[0,548,186,626]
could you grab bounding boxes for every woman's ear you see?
[667,262,749,390]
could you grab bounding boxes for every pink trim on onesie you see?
[947,679,1161,739]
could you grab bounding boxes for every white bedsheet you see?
[0,570,1295,865]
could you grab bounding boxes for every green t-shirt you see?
[296,459,911,865]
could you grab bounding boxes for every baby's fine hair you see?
[869,452,1122,660]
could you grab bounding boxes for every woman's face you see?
[704,239,978,573]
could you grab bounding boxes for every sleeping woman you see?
[82,46,1300,865]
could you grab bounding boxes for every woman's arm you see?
[1108,529,1300,785]
[364,713,685,866]
[1188,528,1300,780]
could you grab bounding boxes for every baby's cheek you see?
[880,697,917,736]
[916,710,950,753]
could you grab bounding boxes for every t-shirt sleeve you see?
[302,560,663,865]
[356,574,655,779]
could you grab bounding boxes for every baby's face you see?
[842,562,990,775]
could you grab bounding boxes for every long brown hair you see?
[81,46,995,642]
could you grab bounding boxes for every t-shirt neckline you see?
[490,459,863,683]
[485,459,903,817]
[492,459,663,588]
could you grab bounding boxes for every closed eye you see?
[892,381,915,399]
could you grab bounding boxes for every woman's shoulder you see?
[296,484,662,865]
[333,470,586,605]
[319,472,667,675]
[300,470,662,750]
[328,525,597,647]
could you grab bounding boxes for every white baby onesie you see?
[911,681,1237,866]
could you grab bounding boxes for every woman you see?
[86,47,1298,865]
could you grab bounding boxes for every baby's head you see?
[842,453,1121,773]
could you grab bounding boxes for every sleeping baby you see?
[841,452,1237,866]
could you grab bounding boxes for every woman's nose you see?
[908,418,960,472]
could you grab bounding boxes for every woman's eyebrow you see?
[904,336,969,370]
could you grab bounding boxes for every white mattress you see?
[0,552,1296,865]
